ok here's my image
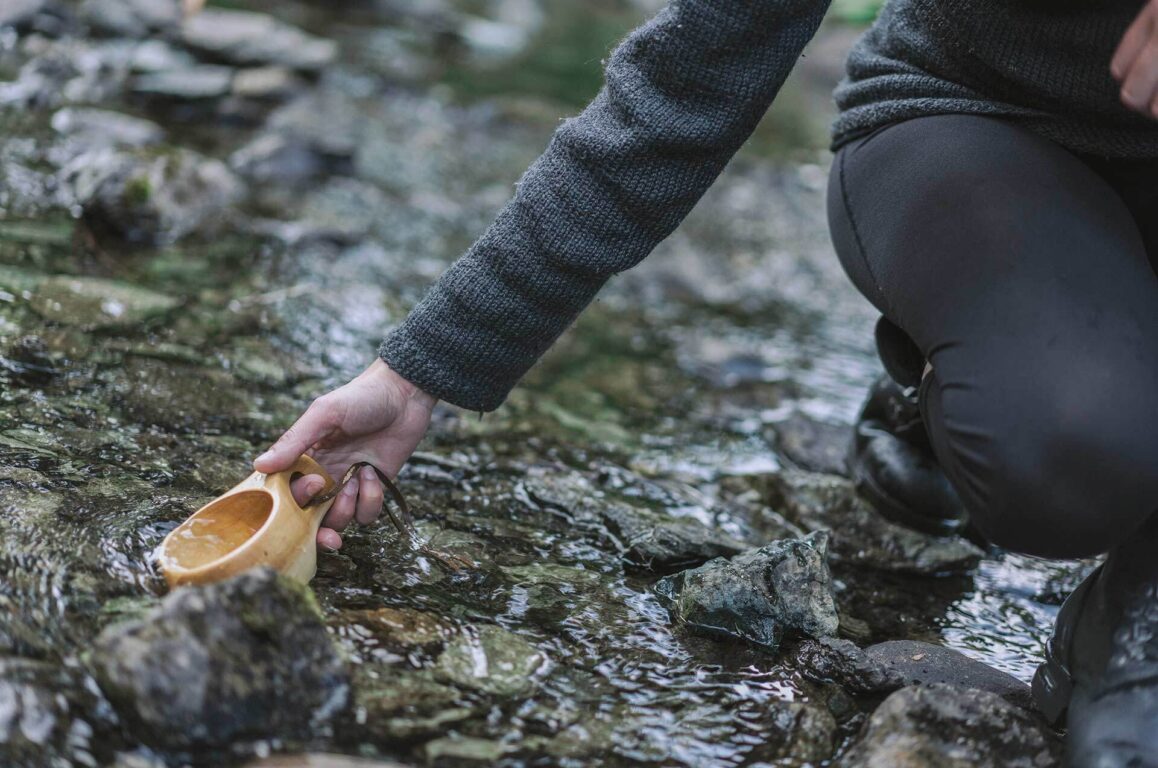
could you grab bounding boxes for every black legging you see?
[828,114,1158,560]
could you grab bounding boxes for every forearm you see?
[381,0,831,411]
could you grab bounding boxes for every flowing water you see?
[0,1,1085,765]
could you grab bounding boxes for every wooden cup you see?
[158,455,338,588]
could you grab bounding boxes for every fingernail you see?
[342,479,359,497]
[256,451,274,464]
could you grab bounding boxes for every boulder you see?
[91,568,348,750]
[839,684,1062,767]
[764,469,983,576]
[655,531,839,653]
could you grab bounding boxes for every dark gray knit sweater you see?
[380,0,1158,411]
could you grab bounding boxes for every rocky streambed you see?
[0,1,1089,766]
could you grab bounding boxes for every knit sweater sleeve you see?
[379,0,831,411]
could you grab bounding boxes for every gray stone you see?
[80,0,180,38]
[839,684,1062,768]
[131,65,234,100]
[51,107,164,148]
[0,658,107,767]
[764,469,983,576]
[795,637,904,694]
[0,0,47,29]
[864,640,1033,708]
[91,568,348,750]
[768,413,850,475]
[180,9,337,72]
[129,39,196,73]
[229,132,327,186]
[275,177,388,245]
[231,66,303,100]
[245,757,411,768]
[267,90,362,159]
[655,531,839,653]
[30,275,179,330]
[65,146,244,244]
[435,624,550,697]
[522,467,748,571]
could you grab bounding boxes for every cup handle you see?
[283,454,337,501]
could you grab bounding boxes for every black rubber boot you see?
[847,318,969,536]
[1032,516,1158,766]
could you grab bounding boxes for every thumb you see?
[253,399,335,473]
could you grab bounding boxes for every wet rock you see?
[30,275,179,330]
[66,146,244,244]
[864,640,1032,708]
[51,107,164,149]
[435,624,550,697]
[130,64,234,100]
[338,606,455,652]
[424,735,510,764]
[768,413,849,475]
[655,531,839,653]
[764,469,983,576]
[106,358,251,432]
[129,39,196,73]
[761,702,838,764]
[795,637,903,694]
[80,0,180,39]
[0,657,113,767]
[521,468,748,571]
[839,684,1062,767]
[180,9,337,72]
[244,756,411,768]
[91,568,348,750]
[601,503,747,572]
[353,668,474,741]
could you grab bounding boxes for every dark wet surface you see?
[0,1,1083,765]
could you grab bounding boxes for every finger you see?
[354,465,384,526]
[1113,4,1155,80]
[1120,41,1158,111]
[253,396,337,473]
[317,527,343,551]
[322,477,359,532]
[290,474,326,507]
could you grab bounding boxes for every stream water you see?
[0,1,1085,765]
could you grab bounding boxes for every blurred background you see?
[0,2,1081,767]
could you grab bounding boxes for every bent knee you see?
[960,376,1158,559]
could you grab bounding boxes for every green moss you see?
[124,175,152,207]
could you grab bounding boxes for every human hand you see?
[253,359,436,551]
[1112,0,1158,119]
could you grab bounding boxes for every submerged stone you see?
[91,568,348,750]
[180,9,337,72]
[435,624,549,697]
[655,531,839,653]
[839,684,1062,767]
[30,275,178,330]
[763,469,983,576]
